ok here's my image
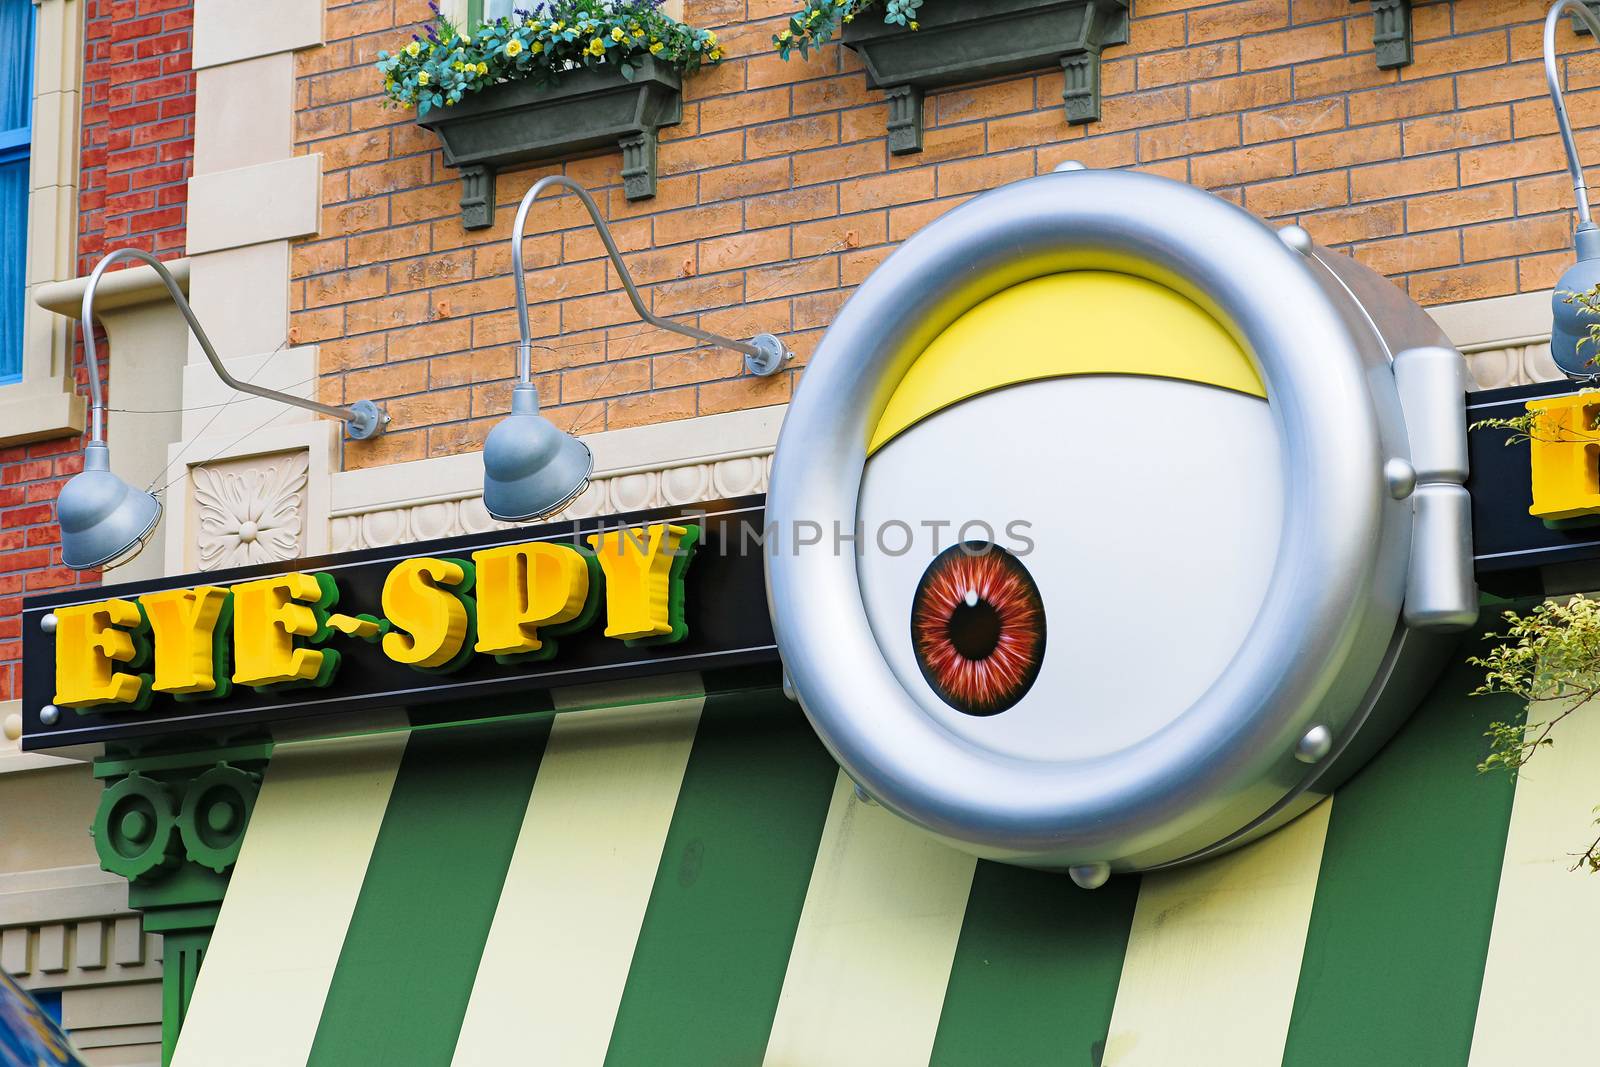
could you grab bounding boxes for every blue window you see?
[31,989,62,1026]
[0,0,33,385]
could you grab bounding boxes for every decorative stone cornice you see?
[0,865,163,992]
[329,405,784,552]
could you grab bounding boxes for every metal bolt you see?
[1069,862,1111,889]
[39,705,59,726]
[1384,457,1417,500]
[1295,724,1333,764]
[1277,224,1314,254]
[40,613,57,634]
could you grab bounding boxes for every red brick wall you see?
[295,0,1596,470]
[0,0,195,702]
[79,0,195,268]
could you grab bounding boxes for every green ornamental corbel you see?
[1354,0,1413,70]
[92,772,182,882]
[178,763,261,875]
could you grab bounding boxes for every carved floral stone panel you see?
[191,450,310,571]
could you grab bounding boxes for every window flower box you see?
[417,57,682,229]
[836,0,1130,154]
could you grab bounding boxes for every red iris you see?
[911,542,1046,716]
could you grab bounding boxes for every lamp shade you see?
[482,384,592,522]
[1552,224,1600,380]
[58,442,162,570]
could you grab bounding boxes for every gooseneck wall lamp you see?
[58,248,389,571]
[484,175,793,522]
[1546,0,1600,378]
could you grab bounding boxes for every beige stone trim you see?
[0,699,73,773]
[184,243,291,364]
[162,420,335,575]
[0,866,164,993]
[62,979,164,1066]
[177,343,317,438]
[192,0,322,70]
[328,406,784,552]
[194,53,294,177]
[1427,290,1561,391]
[0,865,130,927]
[0,0,87,446]
[36,261,193,582]
[185,155,323,256]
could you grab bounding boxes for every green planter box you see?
[418,57,683,229]
[841,0,1128,153]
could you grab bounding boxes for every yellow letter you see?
[586,523,698,643]
[231,573,337,688]
[53,599,149,709]
[140,586,230,697]
[381,557,474,670]
[472,542,593,659]
[1527,394,1600,521]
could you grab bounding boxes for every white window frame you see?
[0,0,85,446]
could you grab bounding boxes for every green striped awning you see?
[169,645,1599,1066]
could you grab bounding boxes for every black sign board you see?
[1467,378,1600,595]
[22,497,777,757]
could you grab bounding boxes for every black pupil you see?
[947,596,1001,661]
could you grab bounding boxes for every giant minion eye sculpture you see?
[765,167,1475,886]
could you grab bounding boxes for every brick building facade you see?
[0,0,194,703]
[4,0,1598,1060]
[291,0,1586,473]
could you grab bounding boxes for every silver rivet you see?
[853,783,877,806]
[1069,862,1111,889]
[1295,724,1333,764]
[1053,160,1088,172]
[1384,457,1417,500]
[1278,224,1314,254]
[40,613,57,634]
[781,669,798,704]
[39,705,59,726]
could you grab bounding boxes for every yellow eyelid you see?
[867,271,1266,455]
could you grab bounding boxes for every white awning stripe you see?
[171,731,409,1067]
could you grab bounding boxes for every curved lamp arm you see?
[510,176,792,379]
[79,248,387,442]
[1546,0,1600,230]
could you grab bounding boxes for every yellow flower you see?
[404,40,421,57]
[909,19,919,29]
[649,40,665,54]
[807,9,820,21]
[477,62,488,74]
[532,40,544,53]
[843,13,854,22]
[453,60,465,71]
[706,30,717,44]
[777,27,792,40]
[504,37,523,56]
[552,20,565,32]
[417,70,430,85]
[530,20,543,30]
[458,29,471,43]
[587,37,605,56]
[709,47,722,60]
[633,27,645,37]
[611,26,625,41]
